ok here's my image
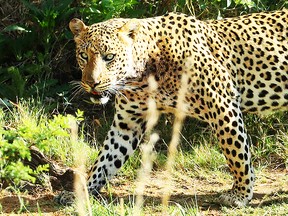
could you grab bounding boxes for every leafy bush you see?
[0,0,75,101]
[169,0,287,19]
[79,0,142,24]
[1,0,286,102]
[0,101,87,185]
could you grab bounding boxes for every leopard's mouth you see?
[88,90,110,105]
[82,80,123,105]
[91,90,101,96]
[90,95,110,105]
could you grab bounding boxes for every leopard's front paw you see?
[219,191,250,207]
[54,191,75,206]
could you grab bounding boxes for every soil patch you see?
[1,168,287,215]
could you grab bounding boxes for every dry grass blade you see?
[162,73,189,210]
[74,172,92,216]
[69,117,92,216]
[133,133,159,215]
[133,75,160,215]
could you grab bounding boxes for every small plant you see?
[0,100,92,185]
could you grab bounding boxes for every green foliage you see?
[0,101,87,185]
[1,0,286,102]
[0,67,26,99]
[79,0,141,24]
[0,0,74,101]
[244,112,288,166]
[173,0,287,19]
[21,0,75,57]
[0,110,35,184]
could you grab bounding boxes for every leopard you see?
[66,9,288,207]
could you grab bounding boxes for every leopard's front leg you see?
[87,96,147,195]
[211,101,254,207]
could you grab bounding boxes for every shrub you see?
[0,101,87,185]
[0,0,75,101]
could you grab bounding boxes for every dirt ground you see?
[0,167,287,215]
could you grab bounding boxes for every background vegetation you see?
[1,0,287,103]
[0,0,287,215]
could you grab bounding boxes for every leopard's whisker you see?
[69,84,86,102]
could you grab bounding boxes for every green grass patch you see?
[0,99,98,185]
[245,112,288,167]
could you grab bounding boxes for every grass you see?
[245,112,288,169]
[0,100,287,215]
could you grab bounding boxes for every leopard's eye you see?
[103,53,115,62]
[80,52,88,60]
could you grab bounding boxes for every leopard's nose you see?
[86,81,101,88]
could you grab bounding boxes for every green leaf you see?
[2,25,30,33]
[21,0,41,16]
[7,67,26,98]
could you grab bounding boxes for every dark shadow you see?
[251,191,288,207]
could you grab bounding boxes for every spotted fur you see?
[68,9,288,207]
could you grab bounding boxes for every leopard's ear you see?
[118,19,140,40]
[69,18,86,36]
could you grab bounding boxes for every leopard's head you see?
[69,18,140,102]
